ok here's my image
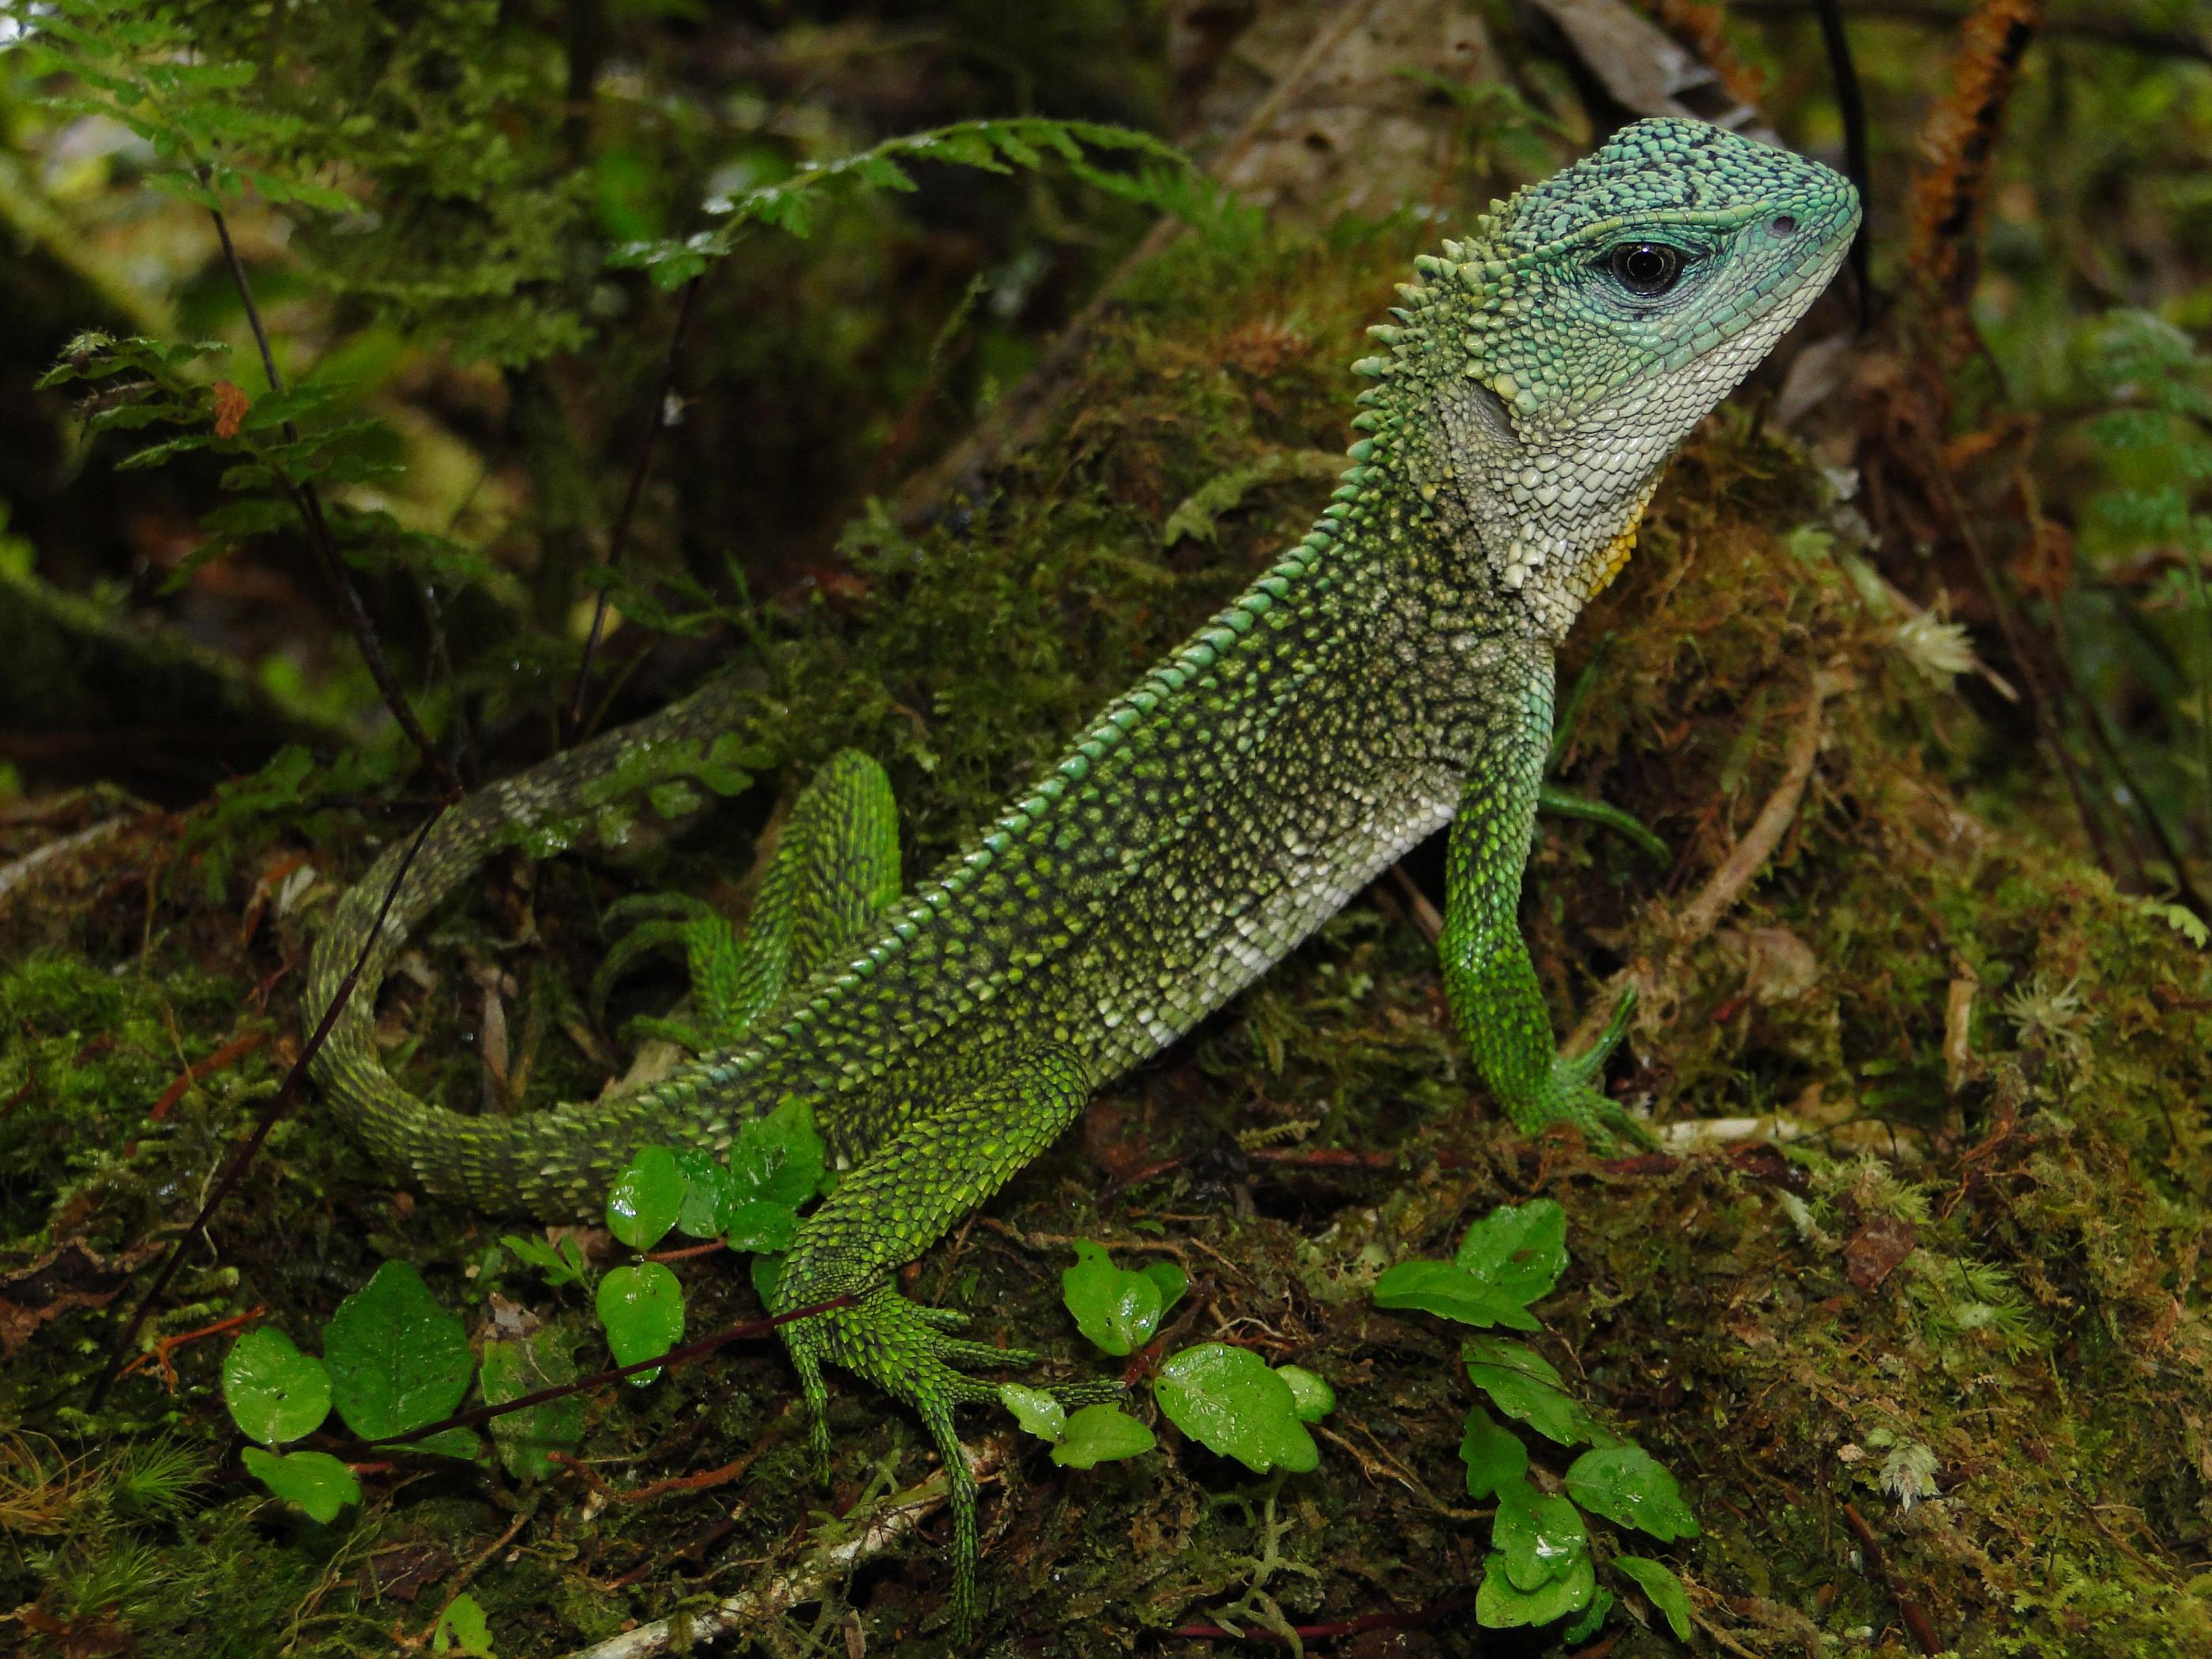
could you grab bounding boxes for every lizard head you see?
[1364,117,1860,638]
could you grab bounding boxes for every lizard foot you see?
[1514,984,1657,1152]
[780,1281,1044,1642]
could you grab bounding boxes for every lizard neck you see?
[1301,408,1655,651]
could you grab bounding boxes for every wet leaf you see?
[1063,1240,1166,1356]
[999,1382,1066,1442]
[596,1262,684,1385]
[324,1262,474,1441]
[605,1146,685,1251]
[1566,1445,1699,1541]
[241,1446,359,1524]
[1476,1550,1595,1628]
[1153,1343,1318,1474]
[222,1327,331,1446]
[1492,1478,1589,1589]
[1052,1404,1155,1469]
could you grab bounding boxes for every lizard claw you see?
[778,1281,1041,1642]
[1510,985,1656,1152]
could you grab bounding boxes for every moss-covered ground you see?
[4,211,2208,1658]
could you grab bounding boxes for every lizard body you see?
[307,117,1857,1630]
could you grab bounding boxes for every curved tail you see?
[304,675,758,1219]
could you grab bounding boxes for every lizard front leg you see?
[773,1043,1101,1640]
[1439,671,1648,1149]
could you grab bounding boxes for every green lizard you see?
[307,117,1857,1631]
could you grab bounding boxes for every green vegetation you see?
[3,1,2210,1654]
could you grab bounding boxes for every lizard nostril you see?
[1770,213,1799,237]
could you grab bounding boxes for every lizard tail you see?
[303,675,758,1219]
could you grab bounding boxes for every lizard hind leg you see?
[594,749,901,1051]
[773,1042,1097,1640]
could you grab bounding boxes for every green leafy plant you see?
[997,1385,1156,1469]
[1152,1344,1320,1476]
[612,119,1195,292]
[1045,1240,1334,1480]
[220,1326,360,1524]
[1059,1240,1186,1356]
[322,1263,479,1457]
[1376,1200,1700,1642]
[431,1592,498,1656]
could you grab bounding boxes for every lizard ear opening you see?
[1462,378,1518,446]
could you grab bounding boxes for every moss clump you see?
[4,201,2207,1656]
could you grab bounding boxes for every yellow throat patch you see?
[1585,509,1642,598]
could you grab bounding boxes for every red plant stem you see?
[327,1292,859,1452]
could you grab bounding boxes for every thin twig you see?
[206,202,453,790]
[1736,1,2212,67]
[1841,1501,1945,1653]
[411,1510,530,1653]
[1567,668,1843,1056]
[1168,1592,1474,1642]
[91,808,443,1407]
[1810,0,1873,325]
[566,273,706,738]
[555,1441,1006,1659]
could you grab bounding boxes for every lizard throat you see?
[1584,510,1642,600]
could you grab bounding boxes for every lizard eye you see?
[1602,242,1684,296]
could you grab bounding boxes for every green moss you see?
[7,197,2210,1656]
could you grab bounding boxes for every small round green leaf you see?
[673,1148,735,1240]
[999,1382,1066,1443]
[1063,1240,1164,1356]
[1463,1337,1610,1448]
[727,1099,826,1210]
[1274,1364,1336,1423]
[241,1446,359,1524]
[597,1261,685,1385]
[480,1332,584,1481]
[1567,1444,1699,1541]
[1153,1343,1319,1474]
[1454,1199,1567,1307]
[222,1327,332,1446]
[1458,1403,1528,1499]
[1052,1404,1156,1469]
[323,1262,474,1442]
[1476,1551,1595,1628]
[1492,1478,1589,1590]
[606,1145,686,1251]
[1612,1555,1694,1641]
[722,1198,800,1253]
